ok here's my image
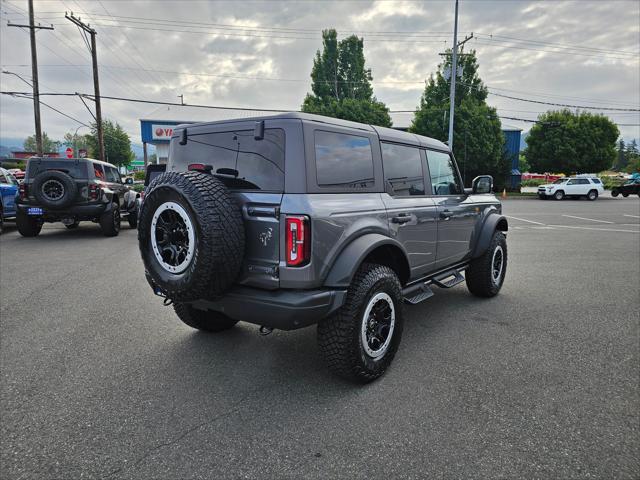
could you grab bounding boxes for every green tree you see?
[518,152,530,173]
[525,110,619,174]
[625,139,640,173]
[615,139,627,171]
[302,29,391,127]
[63,131,90,153]
[23,132,61,153]
[409,49,505,187]
[86,120,135,166]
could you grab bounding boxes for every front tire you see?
[174,303,238,332]
[622,193,629,198]
[466,231,507,298]
[16,211,42,237]
[100,202,120,237]
[127,210,138,229]
[554,190,565,201]
[317,264,404,383]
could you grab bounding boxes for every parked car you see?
[0,167,19,233]
[15,157,139,237]
[138,113,509,382]
[7,168,25,181]
[611,178,640,197]
[537,176,604,200]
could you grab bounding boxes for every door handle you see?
[392,214,412,224]
[440,210,453,220]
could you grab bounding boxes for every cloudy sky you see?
[1,0,638,151]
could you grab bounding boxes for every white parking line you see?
[623,214,640,219]
[562,214,613,224]
[547,225,639,234]
[504,215,546,226]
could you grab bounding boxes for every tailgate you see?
[233,192,282,290]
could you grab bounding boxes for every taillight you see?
[286,215,310,267]
[19,182,28,200]
[88,183,100,201]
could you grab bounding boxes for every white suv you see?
[537,176,604,201]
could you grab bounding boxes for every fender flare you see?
[472,214,508,259]
[324,233,409,288]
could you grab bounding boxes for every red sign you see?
[65,147,73,159]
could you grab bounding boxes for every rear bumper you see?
[189,286,348,331]
[17,202,109,220]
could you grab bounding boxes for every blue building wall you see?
[503,129,522,189]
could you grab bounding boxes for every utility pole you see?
[178,94,184,105]
[447,0,459,148]
[8,0,54,156]
[66,12,105,162]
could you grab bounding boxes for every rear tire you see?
[611,189,619,197]
[99,202,120,237]
[466,231,507,298]
[174,303,238,332]
[16,211,42,237]
[587,190,598,201]
[554,190,565,201]
[317,263,404,383]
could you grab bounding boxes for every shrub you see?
[132,184,145,193]
[601,177,625,190]
[133,170,145,181]
[520,178,548,187]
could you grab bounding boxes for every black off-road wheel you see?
[100,202,121,237]
[138,171,245,302]
[466,231,507,298]
[174,303,238,332]
[16,211,43,237]
[317,263,404,383]
[611,189,619,197]
[32,170,77,209]
[622,193,629,198]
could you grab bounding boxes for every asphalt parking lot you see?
[1,197,638,479]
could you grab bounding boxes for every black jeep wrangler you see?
[16,157,139,237]
[138,113,508,382]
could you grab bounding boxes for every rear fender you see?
[472,213,508,259]
[324,233,408,288]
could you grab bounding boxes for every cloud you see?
[1,0,638,145]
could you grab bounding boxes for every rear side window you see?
[426,150,462,195]
[27,160,87,179]
[590,178,601,184]
[381,143,425,196]
[315,131,374,189]
[93,163,105,180]
[170,128,285,191]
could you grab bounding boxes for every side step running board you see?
[431,270,465,289]
[402,283,434,305]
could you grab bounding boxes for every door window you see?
[105,166,120,183]
[315,131,374,189]
[426,150,462,195]
[93,163,105,180]
[381,143,425,196]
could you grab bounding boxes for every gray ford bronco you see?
[138,113,508,382]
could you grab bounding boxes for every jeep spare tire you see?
[32,170,77,209]
[138,171,245,302]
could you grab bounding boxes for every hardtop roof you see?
[173,112,450,152]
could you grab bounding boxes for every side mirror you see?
[472,175,493,194]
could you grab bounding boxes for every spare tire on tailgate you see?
[32,170,77,209]
[138,171,245,302]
